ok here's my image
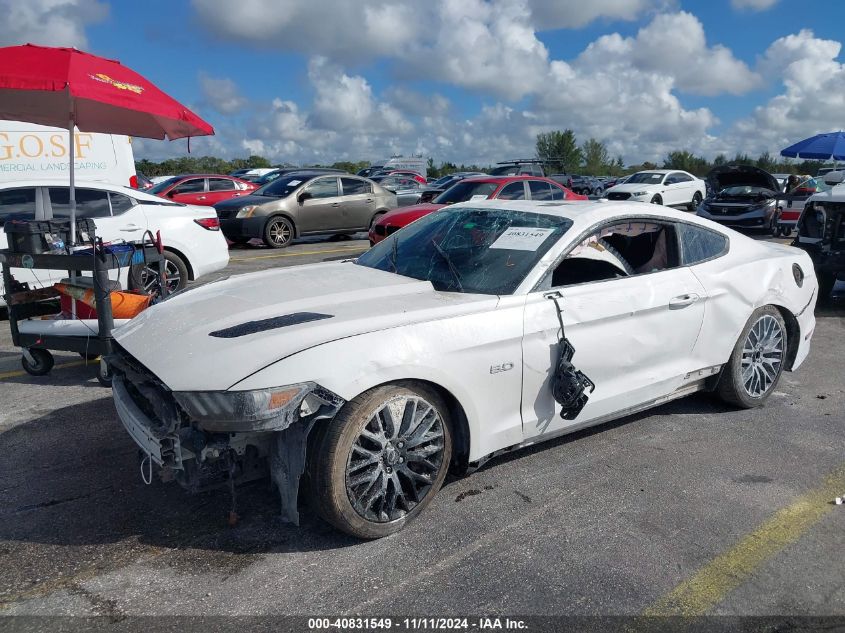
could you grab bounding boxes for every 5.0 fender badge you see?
[490,362,514,374]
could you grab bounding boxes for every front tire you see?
[650,194,663,205]
[263,216,294,248]
[307,382,453,539]
[716,306,786,408]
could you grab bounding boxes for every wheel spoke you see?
[345,393,446,524]
[740,314,785,398]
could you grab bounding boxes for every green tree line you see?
[535,129,827,177]
[134,135,828,180]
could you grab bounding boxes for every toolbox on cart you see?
[3,217,97,254]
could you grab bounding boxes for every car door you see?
[520,219,706,440]
[339,177,376,228]
[297,176,342,233]
[660,173,681,205]
[167,177,207,205]
[200,177,246,206]
[673,172,696,204]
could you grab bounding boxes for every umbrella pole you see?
[68,118,76,246]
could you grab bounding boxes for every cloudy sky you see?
[4,0,845,166]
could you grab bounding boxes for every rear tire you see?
[716,306,786,408]
[307,382,452,539]
[128,250,189,293]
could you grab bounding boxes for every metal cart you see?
[0,243,165,386]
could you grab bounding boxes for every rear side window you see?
[497,182,526,200]
[528,180,555,201]
[341,178,372,195]
[0,188,37,223]
[49,188,111,218]
[109,193,135,215]
[679,223,728,265]
[208,178,236,191]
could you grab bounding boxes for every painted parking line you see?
[229,245,367,262]
[644,464,845,616]
[0,359,92,381]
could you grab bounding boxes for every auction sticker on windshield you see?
[489,227,555,251]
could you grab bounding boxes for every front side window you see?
[357,207,572,295]
[0,188,37,223]
[497,182,526,200]
[170,179,205,195]
[548,220,680,287]
[434,181,498,204]
[678,223,728,265]
[305,177,339,199]
[49,188,111,218]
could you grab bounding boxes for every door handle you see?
[669,293,699,309]
[366,198,374,203]
[120,225,141,232]
[234,193,242,196]
[197,196,206,200]
[331,202,340,207]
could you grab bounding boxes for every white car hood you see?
[606,182,661,194]
[114,261,497,391]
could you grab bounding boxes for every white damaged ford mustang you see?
[109,199,818,538]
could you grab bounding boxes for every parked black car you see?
[696,165,780,231]
[793,177,845,300]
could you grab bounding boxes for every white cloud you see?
[198,73,248,115]
[731,30,845,156]
[731,0,779,11]
[191,0,418,62]
[579,12,760,96]
[0,0,108,48]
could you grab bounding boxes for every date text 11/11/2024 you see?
[306,618,528,630]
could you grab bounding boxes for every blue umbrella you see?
[780,131,845,160]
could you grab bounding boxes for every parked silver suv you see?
[214,171,397,248]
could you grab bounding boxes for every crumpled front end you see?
[108,343,344,524]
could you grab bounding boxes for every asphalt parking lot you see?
[0,234,844,619]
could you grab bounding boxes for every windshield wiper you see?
[430,239,463,292]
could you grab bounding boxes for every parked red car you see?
[149,174,257,206]
[369,175,586,244]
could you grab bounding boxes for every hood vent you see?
[209,312,333,338]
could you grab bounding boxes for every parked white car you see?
[605,169,706,210]
[0,179,229,305]
[110,199,816,538]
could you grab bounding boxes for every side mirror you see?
[823,171,845,185]
[298,191,312,204]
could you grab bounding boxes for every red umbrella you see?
[0,43,214,242]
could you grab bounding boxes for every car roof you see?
[446,198,731,234]
[462,175,557,184]
[0,179,176,204]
